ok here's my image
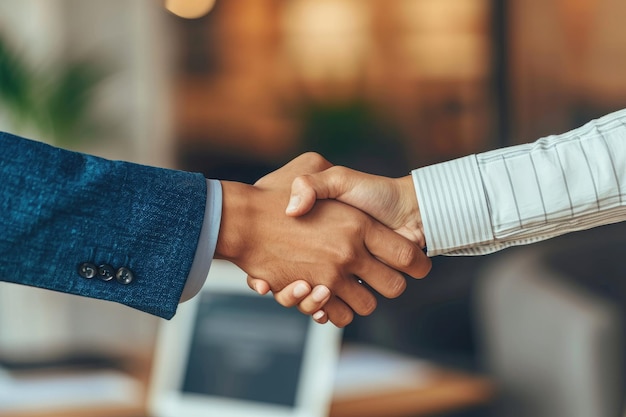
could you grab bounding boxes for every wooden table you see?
[3,358,493,417]
[329,367,493,417]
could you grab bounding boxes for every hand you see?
[216,153,431,327]
[250,158,431,324]
[286,166,425,247]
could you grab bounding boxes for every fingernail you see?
[312,286,330,302]
[293,282,309,298]
[313,311,325,321]
[286,195,301,214]
[253,282,261,294]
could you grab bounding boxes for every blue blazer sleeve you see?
[0,132,208,319]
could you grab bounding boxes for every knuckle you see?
[385,276,407,298]
[337,248,359,265]
[292,174,312,189]
[326,166,349,186]
[342,216,367,238]
[301,152,330,170]
[358,296,377,316]
[327,165,347,178]
[276,298,293,308]
[395,244,419,269]
[275,292,295,308]
[331,307,354,328]
[297,304,315,315]
[299,299,322,314]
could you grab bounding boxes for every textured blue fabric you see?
[0,132,207,319]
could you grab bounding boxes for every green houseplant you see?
[0,33,108,148]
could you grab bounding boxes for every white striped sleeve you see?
[412,108,626,256]
[412,155,494,256]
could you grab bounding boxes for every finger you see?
[353,256,408,299]
[324,296,354,328]
[364,221,432,280]
[272,280,313,308]
[295,285,331,315]
[247,276,271,295]
[312,309,328,324]
[332,274,378,316]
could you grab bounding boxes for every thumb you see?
[285,174,322,217]
[286,167,349,217]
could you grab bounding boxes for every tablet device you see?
[148,260,342,417]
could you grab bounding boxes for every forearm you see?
[0,132,208,318]
[413,108,626,256]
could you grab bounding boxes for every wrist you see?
[397,175,425,248]
[215,181,256,262]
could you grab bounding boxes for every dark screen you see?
[182,293,310,407]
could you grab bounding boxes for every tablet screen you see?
[181,293,310,407]
[148,260,342,417]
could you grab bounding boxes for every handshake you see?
[215,152,432,328]
[212,109,626,327]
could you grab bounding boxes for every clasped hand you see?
[215,153,431,327]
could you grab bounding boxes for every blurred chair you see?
[475,234,626,417]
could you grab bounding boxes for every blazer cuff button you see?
[78,262,97,279]
[116,267,134,285]
[98,264,115,281]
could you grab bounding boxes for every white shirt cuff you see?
[412,155,494,256]
[179,179,222,302]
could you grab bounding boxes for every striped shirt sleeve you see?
[412,108,626,256]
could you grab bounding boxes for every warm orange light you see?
[165,0,216,19]
[282,0,371,82]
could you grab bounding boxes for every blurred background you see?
[1,0,626,416]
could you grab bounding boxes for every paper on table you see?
[0,368,143,412]
[332,345,435,398]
